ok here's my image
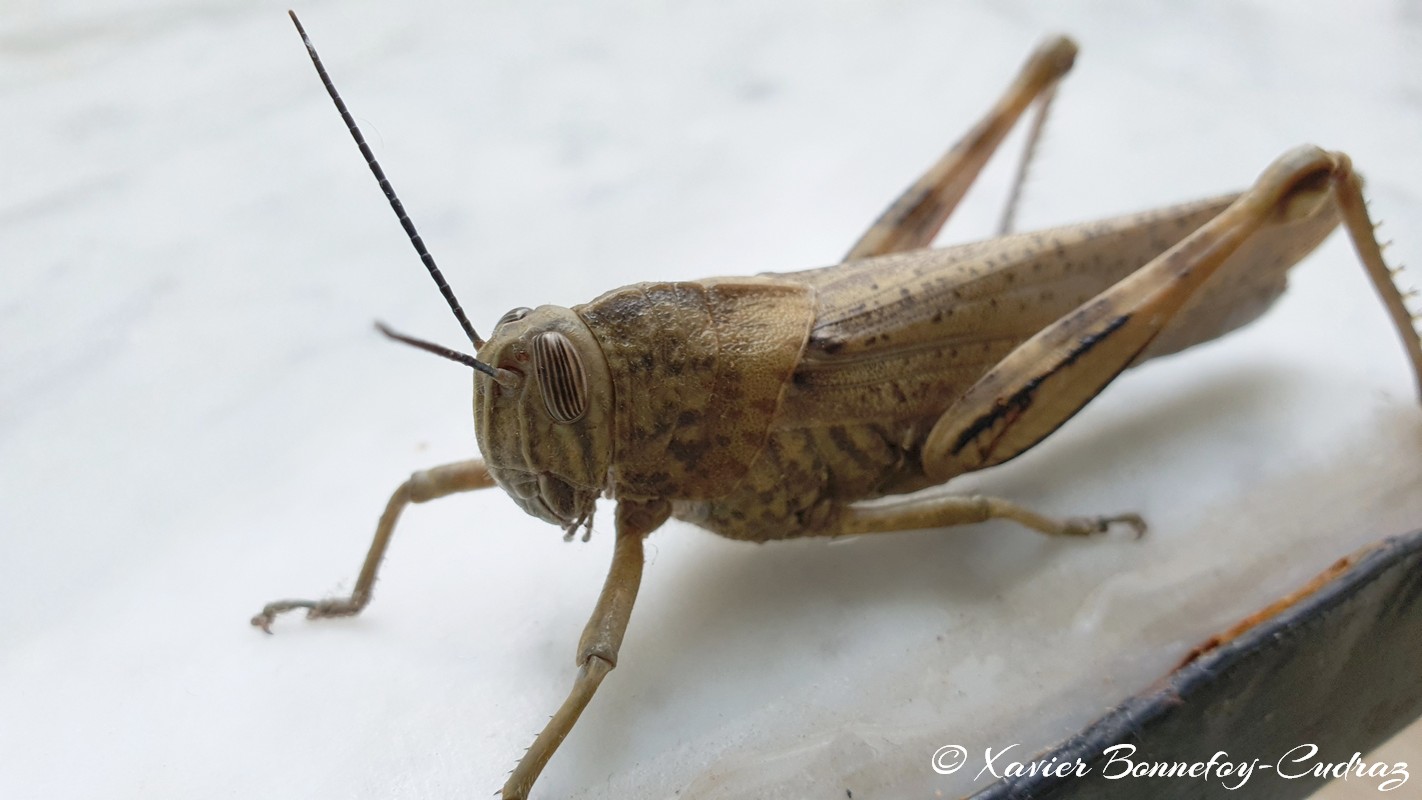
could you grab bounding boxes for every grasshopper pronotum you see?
[254,15,1422,798]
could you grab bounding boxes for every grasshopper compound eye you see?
[532,331,588,423]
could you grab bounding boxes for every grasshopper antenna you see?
[288,10,501,372]
[375,322,519,386]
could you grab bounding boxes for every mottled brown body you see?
[258,24,1422,800]
[570,194,1336,542]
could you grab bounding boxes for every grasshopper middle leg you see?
[251,459,496,632]
[833,493,1145,539]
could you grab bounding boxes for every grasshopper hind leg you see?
[1330,155,1422,399]
[995,80,1059,237]
[846,35,1076,259]
[924,146,1422,486]
[831,147,1422,543]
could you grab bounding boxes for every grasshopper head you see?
[473,305,614,537]
[286,9,615,537]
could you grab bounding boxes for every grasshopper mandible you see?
[254,13,1422,799]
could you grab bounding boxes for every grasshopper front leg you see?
[502,500,666,800]
[927,145,1422,483]
[251,459,496,631]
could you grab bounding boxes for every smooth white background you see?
[4,1,1421,798]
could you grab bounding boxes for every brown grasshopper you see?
[254,14,1422,799]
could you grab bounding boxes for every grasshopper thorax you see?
[474,305,614,536]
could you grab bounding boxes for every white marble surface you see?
[4,1,1422,798]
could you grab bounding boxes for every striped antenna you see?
[373,322,518,386]
[288,10,488,352]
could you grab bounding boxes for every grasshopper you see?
[254,14,1422,799]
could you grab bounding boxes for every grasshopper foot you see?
[250,595,367,633]
[1061,512,1147,539]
